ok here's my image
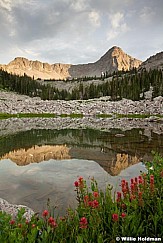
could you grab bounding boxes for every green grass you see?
[59,113,84,118]
[96,114,112,118]
[0,113,57,119]
[0,112,162,120]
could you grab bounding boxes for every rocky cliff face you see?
[0,57,71,80]
[0,46,142,80]
[139,51,163,71]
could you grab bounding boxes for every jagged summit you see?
[0,46,142,79]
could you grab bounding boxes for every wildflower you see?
[121,213,126,218]
[130,183,135,193]
[78,177,84,189]
[48,216,57,227]
[112,213,119,222]
[48,216,55,224]
[150,175,154,184]
[74,181,79,187]
[88,201,93,207]
[121,179,126,184]
[10,220,15,225]
[125,181,129,193]
[131,178,134,184]
[139,179,143,184]
[116,192,122,202]
[121,203,126,209]
[50,221,57,228]
[42,210,49,217]
[150,175,155,193]
[18,223,22,228]
[121,180,126,188]
[117,192,122,198]
[79,217,88,229]
[32,224,36,228]
[25,220,29,225]
[78,176,83,182]
[92,200,99,208]
[93,191,99,198]
[134,181,138,191]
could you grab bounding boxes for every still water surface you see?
[0,119,162,215]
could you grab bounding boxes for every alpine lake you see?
[0,117,163,216]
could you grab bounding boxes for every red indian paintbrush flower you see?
[150,175,155,193]
[93,191,99,198]
[116,192,122,202]
[92,200,99,208]
[48,216,55,224]
[74,181,79,187]
[10,220,15,225]
[42,210,49,217]
[79,217,88,229]
[121,212,126,218]
[50,221,57,228]
[112,213,119,222]
[121,203,126,209]
[48,216,57,228]
[78,176,83,182]
[150,175,154,183]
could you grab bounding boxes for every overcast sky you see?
[0,0,163,64]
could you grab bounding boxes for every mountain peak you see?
[0,46,142,79]
[96,46,142,73]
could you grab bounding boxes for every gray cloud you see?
[0,0,163,64]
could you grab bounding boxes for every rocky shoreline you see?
[0,91,163,115]
[0,116,163,139]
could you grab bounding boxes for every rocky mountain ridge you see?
[139,51,163,71]
[0,46,142,80]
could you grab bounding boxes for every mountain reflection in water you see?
[0,145,140,176]
[0,123,162,215]
[0,145,71,165]
[0,127,163,176]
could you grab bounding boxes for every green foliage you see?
[0,154,163,242]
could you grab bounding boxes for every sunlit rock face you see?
[0,46,142,80]
[0,145,71,165]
